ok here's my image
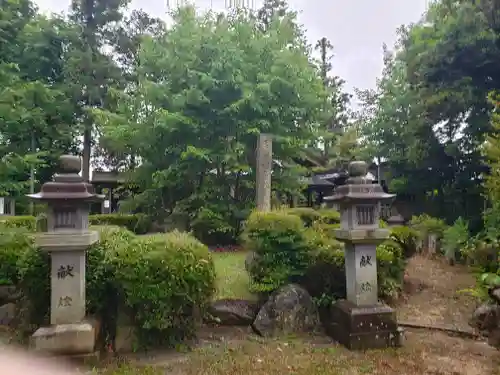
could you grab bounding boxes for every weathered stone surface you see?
[208,299,259,326]
[244,251,259,272]
[488,327,500,348]
[490,287,500,304]
[114,325,137,353]
[0,303,16,326]
[470,303,500,332]
[252,284,320,337]
[0,286,21,305]
[32,322,96,355]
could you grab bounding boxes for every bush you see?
[285,207,322,227]
[285,207,340,227]
[409,214,447,239]
[442,217,469,263]
[16,226,215,349]
[389,225,419,259]
[243,211,311,293]
[0,216,36,231]
[0,225,35,286]
[0,213,152,234]
[89,214,152,235]
[243,209,407,305]
[190,207,238,246]
[116,231,215,347]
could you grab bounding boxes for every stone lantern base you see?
[32,320,99,356]
[325,300,404,350]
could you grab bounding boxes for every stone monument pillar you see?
[256,133,272,211]
[27,155,102,356]
[324,160,403,350]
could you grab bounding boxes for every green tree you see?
[301,37,354,172]
[94,6,327,237]
[356,0,499,229]
[65,0,129,181]
[0,1,77,204]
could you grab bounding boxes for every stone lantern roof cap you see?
[27,155,104,202]
[324,160,395,203]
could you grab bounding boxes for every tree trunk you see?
[82,124,91,182]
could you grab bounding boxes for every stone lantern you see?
[27,155,103,355]
[324,160,403,350]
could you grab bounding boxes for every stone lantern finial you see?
[59,155,81,174]
[348,160,367,177]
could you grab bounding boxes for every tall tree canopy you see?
[357,0,500,230]
[93,6,328,233]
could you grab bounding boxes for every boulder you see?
[488,327,500,348]
[0,286,20,305]
[208,299,260,326]
[244,251,259,272]
[252,284,320,337]
[489,287,500,304]
[470,303,500,332]
[0,303,16,326]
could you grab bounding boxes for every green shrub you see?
[442,217,469,263]
[0,216,36,231]
[115,231,216,347]
[0,213,152,234]
[315,209,341,224]
[243,210,311,293]
[190,207,237,246]
[89,214,152,235]
[285,207,340,227]
[376,240,406,300]
[244,209,407,304]
[389,225,419,259]
[0,225,35,286]
[302,228,345,307]
[285,207,321,227]
[409,214,447,239]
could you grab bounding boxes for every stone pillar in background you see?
[386,205,405,228]
[256,133,272,211]
[324,160,403,350]
[27,155,103,356]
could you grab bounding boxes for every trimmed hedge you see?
[7,225,215,349]
[243,209,408,306]
[89,213,152,234]
[0,213,152,234]
[243,211,311,293]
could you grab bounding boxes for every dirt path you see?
[397,255,479,330]
[393,255,499,374]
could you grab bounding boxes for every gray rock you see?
[470,303,500,332]
[244,251,259,272]
[490,287,500,304]
[208,299,260,326]
[0,303,16,326]
[488,327,500,348]
[252,284,320,337]
[0,286,20,305]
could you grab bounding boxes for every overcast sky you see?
[35,0,429,96]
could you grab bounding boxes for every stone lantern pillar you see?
[325,160,403,350]
[27,155,102,356]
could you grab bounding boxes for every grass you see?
[92,332,500,375]
[211,251,255,301]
